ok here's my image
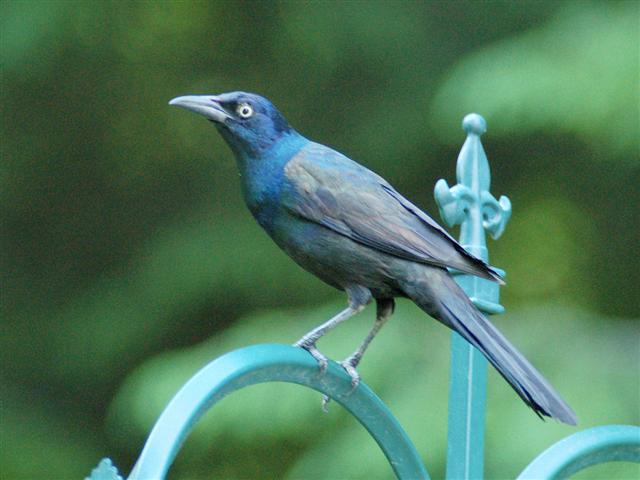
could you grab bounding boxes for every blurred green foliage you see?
[1,1,638,479]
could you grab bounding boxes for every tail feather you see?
[406,270,577,425]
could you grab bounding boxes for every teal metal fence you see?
[434,113,511,479]
[86,114,640,480]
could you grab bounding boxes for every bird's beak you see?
[168,95,231,123]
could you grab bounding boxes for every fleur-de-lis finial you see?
[434,113,511,262]
[435,114,512,479]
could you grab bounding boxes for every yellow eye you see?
[237,103,254,119]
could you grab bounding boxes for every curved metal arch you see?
[517,425,640,479]
[127,343,429,480]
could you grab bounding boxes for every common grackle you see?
[169,92,577,425]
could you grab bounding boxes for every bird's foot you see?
[321,394,331,413]
[340,356,361,392]
[294,339,329,374]
[320,356,361,411]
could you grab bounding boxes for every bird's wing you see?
[282,143,502,282]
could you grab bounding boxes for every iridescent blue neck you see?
[216,126,308,168]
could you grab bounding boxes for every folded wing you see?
[282,143,503,283]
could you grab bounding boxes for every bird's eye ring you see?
[236,103,254,119]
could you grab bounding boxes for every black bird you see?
[170,91,577,425]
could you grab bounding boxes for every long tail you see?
[404,268,577,425]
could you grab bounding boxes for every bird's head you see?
[169,91,296,159]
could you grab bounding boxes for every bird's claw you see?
[321,356,361,412]
[340,357,361,392]
[294,341,361,412]
[295,340,329,374]
[321,394,331,412]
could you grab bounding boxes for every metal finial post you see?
[85,458,123,480]
[434,114,511,480]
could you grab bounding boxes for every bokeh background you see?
[2,1,639,479]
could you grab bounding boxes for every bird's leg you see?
[321,299,395,410]
[294,305,364,374]
[341,298,395,389]
[297,286,371,411]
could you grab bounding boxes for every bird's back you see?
[278,142,502,283]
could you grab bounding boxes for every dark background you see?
[1,1,638,478]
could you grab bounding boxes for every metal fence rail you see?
[517,425,640,479]
[127,344,428,480]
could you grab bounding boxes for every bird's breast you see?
[236,136,310,230]
[240,161,287,233]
